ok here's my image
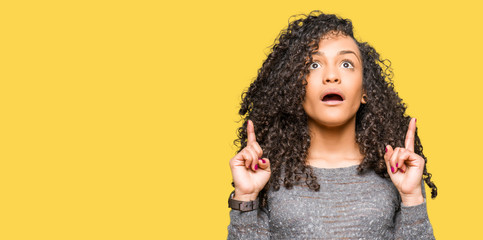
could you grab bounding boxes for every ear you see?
[361,90,367,104]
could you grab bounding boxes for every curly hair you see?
[233,10,437,208]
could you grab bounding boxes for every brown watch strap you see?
[228,190,259,212]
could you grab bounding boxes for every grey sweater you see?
[227,164,435,239]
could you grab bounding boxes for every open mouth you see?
[322,94,344,102]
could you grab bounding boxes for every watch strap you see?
[228,190,259,212]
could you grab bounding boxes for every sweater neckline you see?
[309,164,359,174]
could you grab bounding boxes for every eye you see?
[340,60,354,69]
[309,62,321,70]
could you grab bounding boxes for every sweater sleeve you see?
[227,205,270,240]
[393,181,435,240]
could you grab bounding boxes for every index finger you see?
[405,118,416,152]
[247,120,257,144]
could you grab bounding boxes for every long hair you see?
[233,10,437,208]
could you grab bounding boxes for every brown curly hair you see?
[233,10,437,208]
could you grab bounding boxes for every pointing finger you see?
[250,141,263,158]
[247,120,257,145]
[405,118,416,152]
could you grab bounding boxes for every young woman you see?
[227,11,437,239]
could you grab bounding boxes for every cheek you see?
[353,88,364,106]
[349,73,363,95]
[302,84,318,112]
[344,76,364,105]
[304,83,320,103]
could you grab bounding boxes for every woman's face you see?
[302,33,365,128]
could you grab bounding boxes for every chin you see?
[311,114,355,128]
[319,120,347,128]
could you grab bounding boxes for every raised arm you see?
[385,118,435,239]
[227,120,272,239]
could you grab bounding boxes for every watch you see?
[228,190,259,212]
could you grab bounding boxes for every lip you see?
[320,88,345,105]
[321,100,344,105]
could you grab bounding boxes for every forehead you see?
[315,34,360,55]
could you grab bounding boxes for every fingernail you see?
[260,159,266,163]
[415,118,417,123]
[391,167,394,173]
[396,163,398,168]
[401,168,405,173]
[385,147,387,153]
[254,165,258,170]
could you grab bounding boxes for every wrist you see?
[233,189,259,201]
[401,193,424,206]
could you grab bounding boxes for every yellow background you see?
[1,0,481,239]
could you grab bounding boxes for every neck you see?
[306,116,364,168]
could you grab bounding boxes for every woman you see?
[228,10,437,239]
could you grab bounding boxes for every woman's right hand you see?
[229,120,271,201]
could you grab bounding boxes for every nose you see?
[323,67,340,84]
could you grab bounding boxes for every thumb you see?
[384,145,395,173]
[384,145,394,164]
[257,158,271,172]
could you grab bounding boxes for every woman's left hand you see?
[384,118,425,206]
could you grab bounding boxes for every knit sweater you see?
[227,164,435,239]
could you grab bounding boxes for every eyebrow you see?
[312,50,361,63]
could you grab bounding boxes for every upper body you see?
[228,164,435,239]
[228,11,437,240]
